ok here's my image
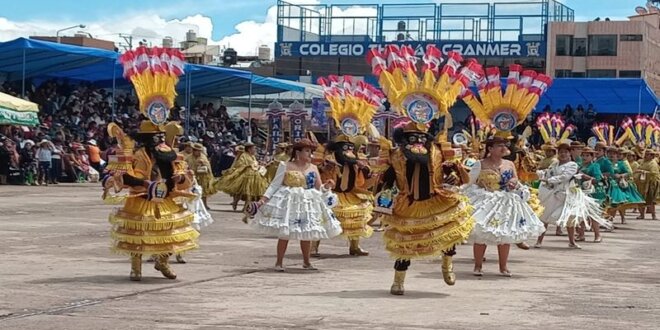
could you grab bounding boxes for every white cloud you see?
[0,13,216,51]
[0,3,289,57]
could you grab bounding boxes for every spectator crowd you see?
[0,79,253,186]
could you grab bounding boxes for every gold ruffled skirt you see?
[215,170,268,201]
[109,197,199,256]
[527,188,545,217]
[334,192,374,240]
[381,191,474,260]
[196,173,218,197]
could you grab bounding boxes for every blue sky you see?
[0,0,648,54]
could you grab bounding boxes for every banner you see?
[266,101,285,154]
[310,97,329,131]
[373,107,403,138]
[276,40,545,58]
[0,107,39,126]
[288,100,307,143]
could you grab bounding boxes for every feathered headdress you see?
[119,46,186,131]
[461,64,552,138]
[622,115,660,149]
[367,45,479,133]
[461,117,496,153]
[536,113,575,146]
[317,75,382,143]
[591,122,628,147]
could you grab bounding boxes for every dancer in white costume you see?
[536,142,611,248]
[251,138,342,271]
[171,179,215,264]
[188,179,214,231]
[459,63,552,277]
[463,136,546,276]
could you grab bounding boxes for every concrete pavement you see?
[0,184,658,329]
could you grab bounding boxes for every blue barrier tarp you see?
[0,38,307,97]
[537,78,659,114]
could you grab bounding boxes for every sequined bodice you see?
[282,171,315,189]
[477,169,514,192]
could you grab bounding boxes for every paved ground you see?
[0,184,659,330]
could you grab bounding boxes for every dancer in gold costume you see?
[367,45,474,295]
[186,143,217,210]
[266,142,290,182]
[315,76,379,256]
[215,142,269,216]
[102,46,198,281]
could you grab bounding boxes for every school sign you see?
[275,41,545,58]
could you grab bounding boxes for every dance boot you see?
[349,239,369,256]
[130,255,142,281]
[154,255,177,279]
[390,271,406,295]
[441,255,456,286]
[311,240,321,257]
[175,254,187,264]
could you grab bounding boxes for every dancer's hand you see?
[507,178,519,190]
[258,196,269,206]
[323,179,335,190]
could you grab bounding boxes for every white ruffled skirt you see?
[187,183,214,231]
[554,186,612,229]
[463,185,546,245]
[251,187,343,240]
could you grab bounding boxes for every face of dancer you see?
[570,148,582,159]
[644,152,654,161]
[333,142,357,165]
[582,152,594,164]
[488,142,511,159]
[184,145,193,153]
[595,147,605,158]
[402,132,432,165]
[544,149,556,158]
[193,149,202,157]
[616,151,625,161]
[558,148,571,162]
[247,146,257,156]
[607,150,617,162]
[295,147,312,164]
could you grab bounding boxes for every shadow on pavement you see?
[27,275,180,285]
[284,289,449,299]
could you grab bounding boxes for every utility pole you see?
[119,34,133,51]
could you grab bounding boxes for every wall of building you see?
[30,36,116,51]
[547,15,660,96]
[641,17,660,95]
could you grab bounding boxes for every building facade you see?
[546,10,660,94]
[30,36,116,51]
[274,0,574,84]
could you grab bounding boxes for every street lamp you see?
[56,24,86,43]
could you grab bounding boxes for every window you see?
[587,69,617,78]
[571,72,586,78]
[588,35,617,56]
[556,35,572,56]
[555,69,572,78]
[619,70,641,78]
[572,38,586,56]
[620,34,643,41]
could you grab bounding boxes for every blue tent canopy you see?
[0,38,117,81]
[0,38,308,97]
[538,78,659,114]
